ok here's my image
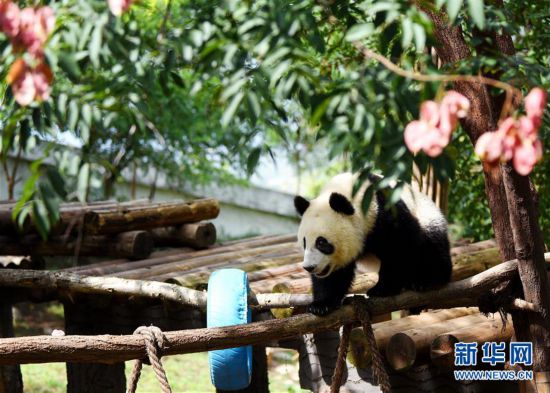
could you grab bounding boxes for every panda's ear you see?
[329,193,355,215]
[294,196,310,216]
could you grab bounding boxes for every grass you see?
[20,352,307,393]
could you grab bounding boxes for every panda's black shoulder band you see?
[329,192,355,215]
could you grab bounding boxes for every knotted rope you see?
[127,326,172,393]
[330,296,391,393]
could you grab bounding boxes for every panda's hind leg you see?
[308,262,356,316]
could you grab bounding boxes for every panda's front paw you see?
[308,301,340,316]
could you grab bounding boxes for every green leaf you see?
[77,163,90,202]
[247,147,261,175]
[467,0,485,29]
[413,23,426,52]
[89,23,103,68]
[220,91,244,128]
[345,23,375,42]
[58,52,81,81]
[32,201,50,240]
[401,18,413,48]
[46,166,67,198]
[68,100,79,131]
[446,0,463,22]
[39,182,60,223]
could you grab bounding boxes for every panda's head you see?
[294,192,365,278]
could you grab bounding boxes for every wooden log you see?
[2,253,548,312]
[0,257,541,365]
[72,235,296,277]
[346,307,479,368]
[0,231,153,260]
[150,222,217,249]
[430,316,513,369]
[84,198,220,235]
[251,272,378,295]
[64,248,194,276]
[0,269,208,308]
[450,239,497,256]
[121,242,300,281]
[164,252,302,287]
[385,313,500,371]
[64,304,126,393]
[0,301,23,393]
[451,247,501,281]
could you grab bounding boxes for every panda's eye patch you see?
[315,236,334,255]
[303,237,306,249]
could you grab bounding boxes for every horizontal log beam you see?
[1,252,549,310]
[85,198,220,235]
[0,231,153,260]
[0,255,548,365]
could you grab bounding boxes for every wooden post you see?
[0,301,23,393]
[64,304,126,393]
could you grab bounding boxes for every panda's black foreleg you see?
[308,262,356,316]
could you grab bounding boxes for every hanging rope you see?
[126,326,172,393]
[330,323,352,393]
[330,296,391,393]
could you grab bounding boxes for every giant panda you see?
[294,172,452,316]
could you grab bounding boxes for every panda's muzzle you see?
[303,265,315,273]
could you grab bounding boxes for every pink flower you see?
[439,90,470,135]
[421,128,447,157]
[0,1,20,37]
[419,101,439,125]
[15,6,55,58]
[442,90,471,118]
[518,116,537,140]
[524,87,547,119]
[404,91,470,157]
[404,120,429,154]
[513,141,541,176]
[7,58,53,106]
[475,115,543,176]
[108,0,133,16]
[474,131,503,163]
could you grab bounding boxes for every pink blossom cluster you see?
[0,2,54,58]
[0,1,55,105]
[475,88,546,176]
[7,59,53,106]
[404,91,470,157]
[108,0,133,16]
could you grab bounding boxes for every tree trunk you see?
[501,164,550,372]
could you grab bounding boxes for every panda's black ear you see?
[329,193,355,215]
[294,196,310,216]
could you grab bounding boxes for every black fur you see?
[308,261,356,316]
[329,192,355,215]
[294,196,310,216]
[308,190,452,316]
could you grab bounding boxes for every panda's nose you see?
[303,265,315,273]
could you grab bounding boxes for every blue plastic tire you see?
[207,269,253,391]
